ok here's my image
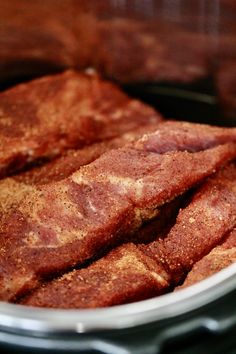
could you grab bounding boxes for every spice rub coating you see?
[0,123,160,221]
[178,228,236,289]
[144,163,236,283]
[24,164,236,308]
[2,139,235,302]
[1,120,235,216]
[23,243,170,308]
[0,70,161,178]
[13,123,160,185]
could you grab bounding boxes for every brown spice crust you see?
[1,140,235,302]
[0,70,161,178]
[177,228,236,289]
[22,243,170,309]
[23,164,236,308]
[144,163,236,283]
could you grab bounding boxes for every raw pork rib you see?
[144,163,236,283]
[0,123,160,229]
[23,164,236,308]
[0,70,161,178]
[178,227,236,289]
[1,120,235,213]
[0,123,236,301]
[13,123,160,185]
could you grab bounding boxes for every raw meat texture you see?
[1,119,235,216]
[0,70,161,178]
[133,121,236,154]
[23,243,170,309]
[13,124,160,185]
[144,163,236,283]
[0,123,160,238]
[177,228,236,289]
[23,163,236,308]
[131,196,185,245]
[1,139,235,302]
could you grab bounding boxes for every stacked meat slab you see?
[0,71,236,308]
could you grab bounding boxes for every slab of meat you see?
[0,69,161,178]
[13,123,160,185]
[23,164,236,308]
[23,243,170,308]
[132,121,236,154]
[177,228,236,289]
[143,163,236,283]
[2,120,235,222]
[0,123,160,231]
[1,123,236,302]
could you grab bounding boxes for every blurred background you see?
[0,0,236,124]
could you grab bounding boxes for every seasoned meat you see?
[0,123,160,233]
[1,120,235,212]
[132,121,236,154]
[144,163,236,283]
[13,123,160,185]
[2,120,235,226]
[177,228,236,289]
[0,70,161,178]
[1,122,236,301]
[23,164,236,308]
[0,1,213,84]
[23,243,170,308]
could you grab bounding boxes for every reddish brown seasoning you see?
[177,228,236,289]
[23,164,236,308]
[0,70,162,178]
[1,137,236,301]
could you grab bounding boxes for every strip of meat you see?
[22,243,170,308]
[0,69,161,178]
[132,121,236,154]
[3,120,236,187]
[144,163,236,283]
[1,138,236,302]
[23,163,236,308]
[177,228,236,289]
[0,123,160,224]
[13,123,160,185]
[2,1,236,89]
[1,119,235,205]
[2,120,235,221]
